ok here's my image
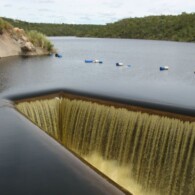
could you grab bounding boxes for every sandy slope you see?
[0,32,21,58]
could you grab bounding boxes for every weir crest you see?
[16,94,195,195]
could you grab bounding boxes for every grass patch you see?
[27,30,54,52]
[0,18,13,34]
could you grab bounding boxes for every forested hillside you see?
[2,17,102,37]
[3,12,195,42]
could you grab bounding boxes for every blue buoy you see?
[85,59,103,63]
[55,53,62,58]
[85,60,94,63]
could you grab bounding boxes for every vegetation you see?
[27,30,53,52]
[106,12,195,42]
[2,12,195,42]
[0,18,13,34]
[2,17,102,37]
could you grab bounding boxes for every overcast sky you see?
[0,0,195,24]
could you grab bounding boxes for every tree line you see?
[3,12,195,42]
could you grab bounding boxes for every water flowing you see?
[16,96,195,195]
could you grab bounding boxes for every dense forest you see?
[3,12,195,42]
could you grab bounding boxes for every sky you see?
[0,0,195,24]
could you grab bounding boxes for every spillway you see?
[16,94,195,195]
[1,99,129,195]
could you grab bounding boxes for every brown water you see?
[16,97,195,195]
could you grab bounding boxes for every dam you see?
[1,37,195,194]
[15,92,195,195]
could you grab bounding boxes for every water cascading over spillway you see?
[16,95,195,195]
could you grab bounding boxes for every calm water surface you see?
[0,37,195,110]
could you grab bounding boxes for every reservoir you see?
[0,37,195,112]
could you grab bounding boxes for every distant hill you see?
[2,17,102,37]
[3,12,195,42]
